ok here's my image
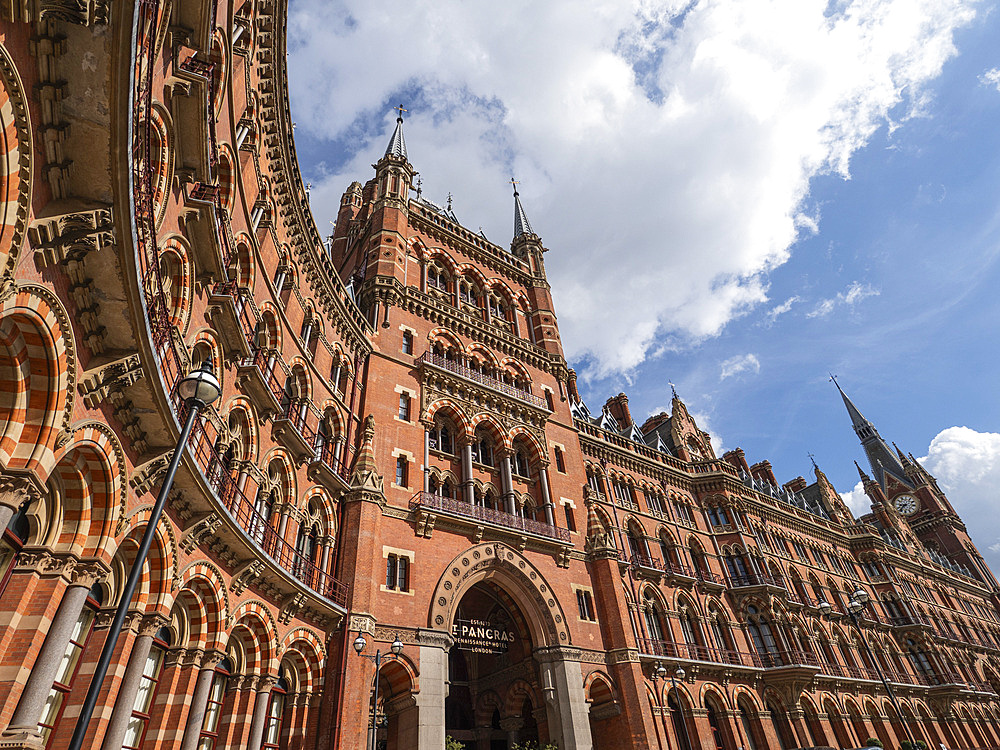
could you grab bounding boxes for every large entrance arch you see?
[425,543,593,750]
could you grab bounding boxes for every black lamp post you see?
[354,631,404,750]
[67,361,222,750]
[818,589,920,748]
[667,665,692,750]
[650,662,671,748]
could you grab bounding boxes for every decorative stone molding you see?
[416,628,454,651]
[179,513,222,554]
[278,592,306,624]
[605,648,640,666]
[0,470,44,513]
[349,612,377,636]
[230,559,266,595]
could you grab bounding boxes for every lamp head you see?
[177,359,222,406]
[353,632,367,655]
[391,634,404,655]
[655,662,667,680]
[817,600,833,617]
[851,588,870,605]
[847,599,864,616]
[675,667,685,680]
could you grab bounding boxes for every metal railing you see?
[410,491,570,543]
[420,352,548,409]
[239,348,285,403]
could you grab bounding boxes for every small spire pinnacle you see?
[446,192,453,211]
[511,176,534,238]
[384,104,408,160]
[669,381,678,400]
[808,452,818,471]
[415,175,422,198]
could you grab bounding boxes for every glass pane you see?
[197,738,215,750]
[133,675,155,712]
[122,715,146,749]
[37,689,63,732]
[203,701,221,732]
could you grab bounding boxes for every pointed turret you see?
[384,108,407,160]
[513,183,534,239]
[832,376,909,489]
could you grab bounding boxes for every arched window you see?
[709,612,731,654]
[906,639,936,681]
[513,448,529,478]
[429,418,455,455]
[643,591,664,642]
[198,656,233,748]
[427,264,450,293]
[745,606,781,664]
[471,428,494,467]
[737,698,761,750]
[37,583,104,742]
[724,554,749,582]
[261,673,289,749]
[627,525,647,560]
[679,607,699,647]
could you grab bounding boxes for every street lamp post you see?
[67,361,222,750]
[650,662,671,748]
[668,666,692,750]
[354,632,404,750]
[818,589,920,748]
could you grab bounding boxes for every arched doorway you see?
[445,580,541,749]
[824,698,853,749]
[767,699,796,750]
[429,543,593,750]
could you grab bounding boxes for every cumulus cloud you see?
[288,0,977,376]
[839,480,870,515]
[806,281,880,318]
[920,427,1000,570]
[719,353,761,380]
[980,67,1000,92]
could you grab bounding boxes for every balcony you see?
[419,351,548,410]
[307,440,349,493]
[726,572,786,596]
[184,413,348,608]
[628,554,665,580]
[409,491,570,544]
[236,349,283,419]
[889,613,935,632]
[271,401,317,464]
[638,639,761,669]
[208,281,257,358]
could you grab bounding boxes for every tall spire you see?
[384,104,408,160]
[831,375,909,488]
[511,177,534,239]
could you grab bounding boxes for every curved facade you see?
[0,2,998,750]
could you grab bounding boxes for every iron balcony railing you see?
[419,352,548,409]
[410,491,570,543]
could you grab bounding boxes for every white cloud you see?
[288,0,977,376]
[839,480,870,515]
[980,67,1000,92]
[719,353,761,380]
[763,295,800,325]
[920,426,1000,571]
[806,281,880,318]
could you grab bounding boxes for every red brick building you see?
[0,0,999,749]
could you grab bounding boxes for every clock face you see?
[894,494,919,516]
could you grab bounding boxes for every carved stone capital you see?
[416,628,454,651]
[0,470,44,513]
[138,613,170,638]
[257,674,278,692]
[200,649,226,670]
[349,613,377,635]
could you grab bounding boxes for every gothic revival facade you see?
[0,1,999,749]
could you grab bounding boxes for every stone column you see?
[320,543,332,576]
[462,441,475,506]
[333,437,345,472]
[501,455,516,515]
[423,430,430,492]
[5,561,104,735]
[415,631,451,750]
[535,648,594,750]
[499,717,523,746]
[247,675,277,750]
[101,614,167,750]
[179,651,226,750]
[0,473,42,535]
[278,506,292,541]
[538,466,555,526]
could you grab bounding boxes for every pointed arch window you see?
[643,592,665,641]
[428,420,455,455]
[679,608,699,646]
[745,606,781,664]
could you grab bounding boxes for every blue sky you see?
[287,0,1000,572]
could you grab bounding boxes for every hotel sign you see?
[452,618,515,654]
